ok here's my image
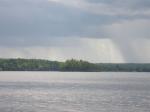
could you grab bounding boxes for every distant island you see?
[0,58,150,72]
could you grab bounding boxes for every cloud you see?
[0,0,150,43]
[49,0,150,17]
[0,0,114,43]
[0,0,150,62]
[104,19,150,39]
[0,38,125,63]
[102,19,150,62]
[112,38,150,63]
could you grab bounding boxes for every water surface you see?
[0,72,150,112]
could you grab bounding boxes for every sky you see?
[0,0,150,63]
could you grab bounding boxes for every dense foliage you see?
[0,58,150,72]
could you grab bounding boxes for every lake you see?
[0,72,150,112]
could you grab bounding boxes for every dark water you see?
[0,72,150,112]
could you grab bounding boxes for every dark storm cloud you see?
[87,0,150,10]
[0,0,115,46]
[114,0,150,10]
[0,0,150,46]
[0,0,149,63]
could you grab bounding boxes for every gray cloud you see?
[0,0,150,62]
[112,38,150,63]
[50,0,150,17]
[0,0,150,44]
[87,0,150,11]
[0,0,115,45]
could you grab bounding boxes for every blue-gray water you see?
[0,72,150,112]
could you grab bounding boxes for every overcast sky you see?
[0,0,150,63]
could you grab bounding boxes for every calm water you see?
[0,72,150,112]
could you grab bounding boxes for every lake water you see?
[0,72,150,112]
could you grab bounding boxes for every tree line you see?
[0,58,150,72]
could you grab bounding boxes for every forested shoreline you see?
[0,58,150,72]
